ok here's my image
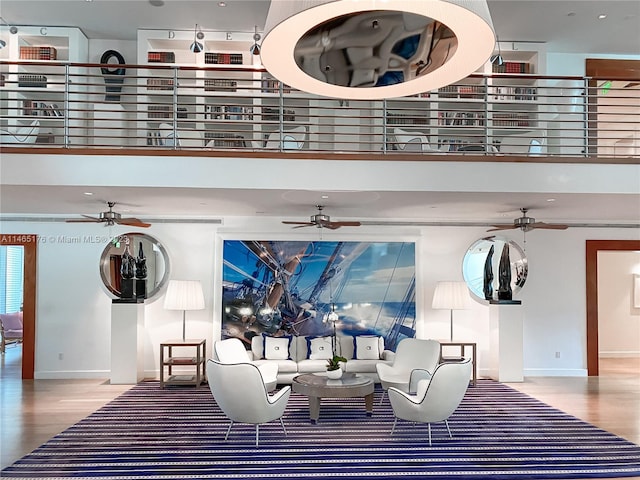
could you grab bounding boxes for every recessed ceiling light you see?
[598,14,607,20]
[83,192,93,196]
[218,1,226,6]
[321,195,329,199]
[546,198,556,202]
[567,12,576,17]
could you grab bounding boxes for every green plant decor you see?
[327,355,347,371]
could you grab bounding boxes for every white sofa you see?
[248,334,395,384]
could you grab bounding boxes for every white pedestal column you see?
[111,300,145,384]
[489,302,523,382]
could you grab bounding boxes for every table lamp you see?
[163,280,205,341]
[432,281,472,341]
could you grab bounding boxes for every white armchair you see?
[388,358,472,445]
[376,338,441,404]
[206,359,291,447]
[393,128,443,153]
[498,134,545,156]
[214,338,278,391]
[253,125,306,150]
[156,123,203,147]
[1,120,40,144]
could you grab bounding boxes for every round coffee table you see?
[292,372,375,423]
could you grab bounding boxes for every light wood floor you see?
[1,345,639,477]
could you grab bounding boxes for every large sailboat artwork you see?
[221,240,416,351]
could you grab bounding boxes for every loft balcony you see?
[1,61,639,161]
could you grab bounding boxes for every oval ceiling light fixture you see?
[261,0,495,100]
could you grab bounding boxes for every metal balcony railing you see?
[1,61,639,160]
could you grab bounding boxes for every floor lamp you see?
[432,281,472,341]
[163,280,205,341]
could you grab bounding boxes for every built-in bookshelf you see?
[137,29,265,147]
[1,26,88,144]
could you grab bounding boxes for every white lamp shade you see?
[261,0,495,100]
[432,281,472,310]
[163,280,205,311]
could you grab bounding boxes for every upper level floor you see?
[1,26,638,162]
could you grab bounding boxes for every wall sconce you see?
[491,37,504,66]
[190,24,204,53]
[250,25,261,55]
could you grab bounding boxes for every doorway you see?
[0,235,36,379]
[586,240,640,376]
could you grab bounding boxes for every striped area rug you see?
[3,380,640,479]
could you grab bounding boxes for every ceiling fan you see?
[65,201,151,228]
[282,205,361,230]
[487,208,569,232]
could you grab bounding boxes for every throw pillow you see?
[353,335,381,360]
[306,336,333,360]
[262,334,291,360]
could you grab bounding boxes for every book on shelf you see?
[148,105,172,119]
[204,79,238,92]
[491,86,537,101]
[438,111,486,127]
[492,113,531,127]
[261,78,292,93]
[204,132,246,148]
[438,84,484,99]
[18,75,47,88]
[19,46,57,60]
[263,107,295,122]
[387,113,429,125]
[492,62,532,74]
[146,78,175,90]
[203,105,253,121]
[147,51,175,63]
[204,52,244,65]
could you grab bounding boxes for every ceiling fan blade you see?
[282,221,314,226]
[330,221,361,227]
[322,223,342,230]
[486,224,518,232]
[291,224,315,229]
[530,222,568,230]
[116,218,151,228]
[65,215,101,223]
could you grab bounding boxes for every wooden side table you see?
[439,341,477,386]
[160,339,206,388]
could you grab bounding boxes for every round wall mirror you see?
[99,233,170,300]
[462,236,528,302]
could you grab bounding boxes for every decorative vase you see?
[326,368,343,379]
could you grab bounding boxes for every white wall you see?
[2,218,638,380]
[598,251,640,357]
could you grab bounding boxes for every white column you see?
[489,303,523,382]
[111,300,145,384]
